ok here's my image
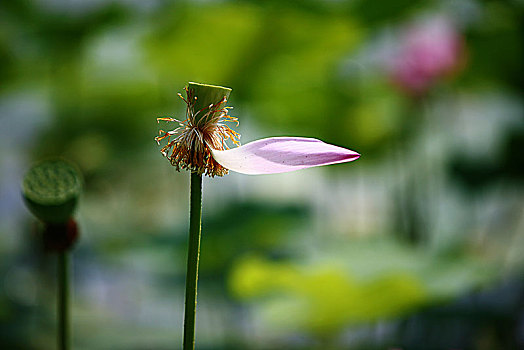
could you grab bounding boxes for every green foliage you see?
[231,255,426,334]
[229,237,493,335]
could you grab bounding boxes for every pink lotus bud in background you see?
[389,16,465,95]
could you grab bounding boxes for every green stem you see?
[57,251,70,350]
[183,173,203,350]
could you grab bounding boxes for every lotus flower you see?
[156,83,360,176]
[388,16,464,95]
[155,82,360,350]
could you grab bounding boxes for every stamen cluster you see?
[155,87,240,177]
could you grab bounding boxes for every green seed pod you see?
[188,82,231,123]
[155,82,238,177]
[22,160,82,224]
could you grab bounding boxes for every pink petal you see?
[210,137,360,175]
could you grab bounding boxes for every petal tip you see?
[344,150,360,162]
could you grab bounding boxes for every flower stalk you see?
[183,172,203,350]
[58,250,70,350]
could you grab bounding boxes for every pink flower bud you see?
[389,16,464,95]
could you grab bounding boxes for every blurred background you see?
[1,0,523,349]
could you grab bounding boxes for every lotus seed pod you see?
[22,160,82,224]
[156,82,238,177]
[188,82,231,123]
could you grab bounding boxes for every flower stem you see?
[57,251,70,350]
[183,172,203,350]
